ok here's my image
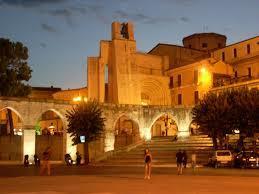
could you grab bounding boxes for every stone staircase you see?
[98,135,214,166]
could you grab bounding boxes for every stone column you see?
[176,108,192,138]
[104,130,115,152]
[23,125,35,163]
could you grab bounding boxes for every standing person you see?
[191,151,197,171]
[40,146,51,176]
[176,149,183,175]
[144,148,152,179]
[182,150,188,168]
[76,151,82,166]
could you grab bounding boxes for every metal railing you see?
[213,75,255,88]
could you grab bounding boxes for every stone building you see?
[0,21,258,163]
[86,22,259,107]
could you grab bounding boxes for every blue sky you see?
[0,0,258,89]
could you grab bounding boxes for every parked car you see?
[233,151,259,168]
[208,150,233,168]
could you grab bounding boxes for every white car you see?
[209,150,233,168]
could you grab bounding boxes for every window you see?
[202,43,208,48]
[169,76,174,88]
[189,44,192,49]
[247,44,251,54]
[218,43,222,48]
[222,52,225,61]
[233,48,237,58]
[178,94,182,105]
[248,67,251,78]
[194,70,198,84]
[235,71,238,78]
[194,91,199,104]
[177,74,181,87]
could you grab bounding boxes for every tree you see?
[66,100,106,164]
[192,92,230,149]
[0,38,32,97]
[227,88,259,138]
[192,88,259,149]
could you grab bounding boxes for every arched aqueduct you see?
[0,97,193,163]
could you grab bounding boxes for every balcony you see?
[213,75,254,88]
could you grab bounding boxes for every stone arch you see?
[140,78,170,105]
[113,113,141,149]
[0,106,24,134]
[0,106,24,124]
[34,108,65,161]
[149,112,179,138]
[0,106,24,161]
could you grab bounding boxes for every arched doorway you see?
[114,115,140,149]
[151,113,178,138]
[0,107,23,161]
[35,110,64,161]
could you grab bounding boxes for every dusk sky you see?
[0,0,258,89]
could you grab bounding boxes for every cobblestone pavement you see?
[1,174,259,194]
[0,165,259,194]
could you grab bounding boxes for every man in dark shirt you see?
[176,149,183,175]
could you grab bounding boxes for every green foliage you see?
[0,38,32,97]
[66,100,106,145]
[35,122,41,135]
[192,87,259,149]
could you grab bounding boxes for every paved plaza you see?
[0,165,258,194]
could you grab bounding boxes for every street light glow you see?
[73,96,88,102]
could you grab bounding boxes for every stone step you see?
[98,135,215,166]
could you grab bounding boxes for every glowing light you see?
[200,67,211,86]
[14,128,23,136]
[141,101,148,106]
[73,96,82,102]
[73,96,88,102]
[140,127,151,141]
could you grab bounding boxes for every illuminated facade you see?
[0,22,258,163]
[150,33,259,106]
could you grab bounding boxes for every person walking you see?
[182,150,188,168]
[40,146,51,176]
[144,148,152,179]
[176,149,183,175]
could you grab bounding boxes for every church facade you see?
[86,22,259,106]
